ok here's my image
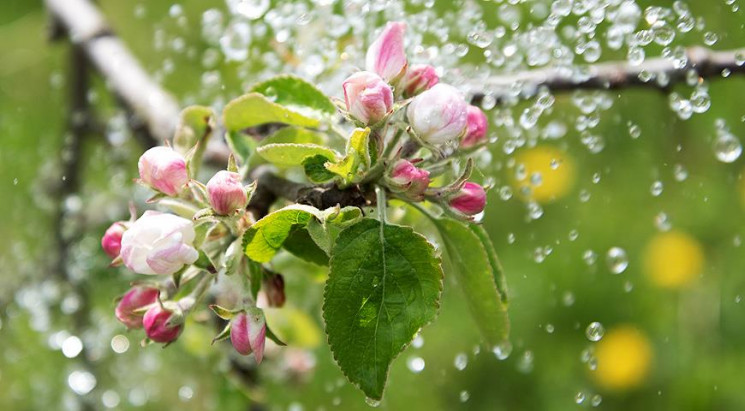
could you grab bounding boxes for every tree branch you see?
[44,0,179,144]
[468,46,745,104]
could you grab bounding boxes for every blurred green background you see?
[2,0,745,410]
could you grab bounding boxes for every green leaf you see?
[283,228,330,266]
[225,131,257,167]
[303,154,337,183]
[470,224,509,303]
[174,105,215,155]
[432,218,510,346]
[223,92,320,131]
[257,143,337,167]
[325,128,371,184]
[323,218,443,400]
[259,126,326,146]
[306,206,364,254]
[251,74,336,118]
[246,260,263,299]
[243,205,321,263]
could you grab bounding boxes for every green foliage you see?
[283,228,330,266]
[223,92,321,130]
[250,74,337,118]
[260,126,327,146]
[323,218,444,400]
[173,105,215,155]
[257,143,338,167]
[243,205,319,263]
[432,217,510,346]
[324,127,372,185]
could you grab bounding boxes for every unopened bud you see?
[102,222,127,259]
[401,64,439,98]
[461,105,488,148]
[386,159,430,201]
[407,84,468,145]
[448,182,487,216]
[143,302,184,343]
[365,22,407,83]
[230,308,267,363]
[207,170,248,215]
[263,273,286,308]
[115,286,159,329]
[343,71,394,125]
[138,147,189,196]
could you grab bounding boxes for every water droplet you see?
[365,397,381,408]
[68,370,97,395]
[591,394,603,407]
[220,21,251,62]
[650,181,664,196]
[583,249,598,266]
[568,229,579,241]
[102,390,120,408]
[226,0,269,20]
[111,335,130,353]
[517,350,534,373]
[406,356,425,373]
[545,323,555,334]
[575,391,586,404]
[585,322,605,342]
[459,390,471,403]
[62,335,83,358]
[714,132,742,163]
[492,340,513,360]
[654,212,671,231]
[178,386,194,402]
[454,353,468,371]
[606,247,628,274]
[562,291,576,306]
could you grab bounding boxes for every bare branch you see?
[45,0,179,144]
[468,47,745,103]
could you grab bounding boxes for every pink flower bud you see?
[143,302,183,343]
[387,159,430,201]
[407,84,468,145]
[115,286,159,329]
[343,71,394,125]
[230,309,267,363]
[207,170,248,215]
[401,64,439,97]
[461,105,489,148]
[120,211,199,275]
[101,222,127,259]
[365,22,407,83]
[138,147,189,196]
[449,182,487,216]
[263,273,286,308]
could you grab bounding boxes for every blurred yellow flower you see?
[511,146,575,203]
[593,325,652,391]
[643,230,704,289]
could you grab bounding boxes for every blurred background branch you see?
[46,0,745,157]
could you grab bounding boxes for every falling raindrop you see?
[459,390,470,403]
[493,340,513,360]
[575,391,586,404]
[226,0,270,20]
[650,181,664,196]
[606,247,628,274]
[454,353,468,371]
[714,132,742,163]
[406,356,425,373]
[585,322,605,342]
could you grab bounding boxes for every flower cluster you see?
[102,21,494,367]
[343,22,490,217]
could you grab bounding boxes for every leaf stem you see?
[376,185,387,223]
